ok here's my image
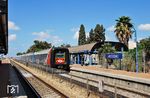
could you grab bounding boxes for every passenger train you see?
[16,47,70,70]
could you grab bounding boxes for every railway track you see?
[13,59,127,98]
[12,60,115,98]
[10,59,150,98]
[11,61,68,98]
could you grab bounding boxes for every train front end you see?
[50,47,70,70]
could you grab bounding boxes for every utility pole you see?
[143,50,146,73]
[134,28,138,73]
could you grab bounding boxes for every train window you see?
[55,53,65,58]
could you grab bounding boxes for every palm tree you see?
[114,16,134,46]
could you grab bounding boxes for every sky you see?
[8,0,150,56]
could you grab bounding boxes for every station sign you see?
[105,53,122,59]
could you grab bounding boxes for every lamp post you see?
[134,28,138,73]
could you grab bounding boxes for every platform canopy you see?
[0,0,8,55]
[68,41,128,54]
[68,43,96,53]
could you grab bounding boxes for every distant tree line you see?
[122,37,150,72]
[137,37,150,71]
[26,40,52,53]
[140,37,150,62]
[58,43,71,48]
[16,40,71,56]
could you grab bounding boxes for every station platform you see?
[70,64,150,97]
[70,64,150,79]
[0,59,27,97]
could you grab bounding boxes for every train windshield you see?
[55,53,65,58]
[55,52,66,64]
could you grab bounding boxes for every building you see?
[68,41,128,65]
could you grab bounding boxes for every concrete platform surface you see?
[71,64,150,79]
[0,60,27,97]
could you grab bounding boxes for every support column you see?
[78,54,80,64]
[32,52,35,63]
[89,54,92,65]
[120,47,124,70]
[75,56,76,64]
[70,54,72,64]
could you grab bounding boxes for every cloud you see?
[9,34,16,41]
[138,24,150,31]
[52,35,63,45]
[86,33,89,38]
[73,31,79,40]
[105,36,110,41]
[32,31,50,41]
[32,31,63,45]
[71,27,79,32]
[107,25,115,32]
[128,40,136,49]
[8,21,20,30]
[71,27,79,40]
[73,31,88,40]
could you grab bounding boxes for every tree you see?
[98,43,115,55]
[60,44,71,48]
[140,37,150,54]
[65,44,71,48]
[16,52,26,56]
[122,52,134,71]
[86,37,90,44]
[26,40,52,53]
[78,24,86,45]
[94,24,105,42]
[114,16,134,46]
[140,37,150,65]
[16,52,23,56]
[89,29,94,42]
[98,43,115,68]
[121,37,150,72]
[86,29,94,44]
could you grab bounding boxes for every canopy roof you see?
[68,41,128,53]
[0,0,8,55]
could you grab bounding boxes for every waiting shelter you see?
[68,41,128,65]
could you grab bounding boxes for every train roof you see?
[34,49,49,55]
[18,49,49,57]
[17,47,69,57]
